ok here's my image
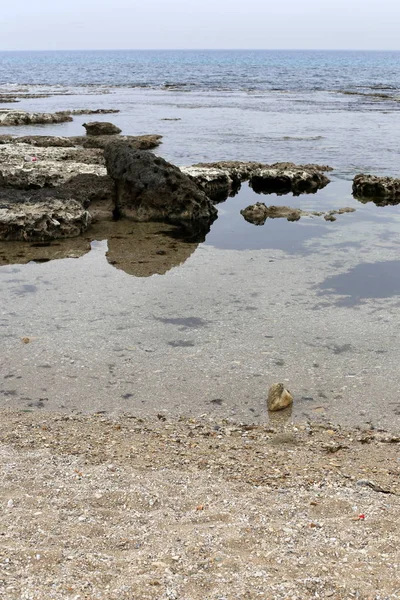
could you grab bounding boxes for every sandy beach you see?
[1,409,399,599]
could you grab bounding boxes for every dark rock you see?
[83,121,122,136]
[104,143,217,226]
[353,174,400,205]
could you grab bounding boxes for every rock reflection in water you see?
[0,236,91,266]
[0,220,205,278]
[93,221,204,277]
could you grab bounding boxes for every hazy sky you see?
[1,0,400,51]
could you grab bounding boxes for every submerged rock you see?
[104,142,217,226]
[241,203,304,224]
[83,121,122,136]
[353,174,400,204]
[0,110,72,126]
[0,199,91,241]
[241,202,355,225]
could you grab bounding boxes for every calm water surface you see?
[1,51,400,428]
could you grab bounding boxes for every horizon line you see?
[1,48,400,53]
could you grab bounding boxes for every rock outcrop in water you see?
[104,142,217,226]
[0,110,73,126]
[241,202,355,225]
[182,161,332,202]
[352,174,400,205]
[83,121,122,136]
[249,166,330,196]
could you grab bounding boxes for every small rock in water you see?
[267,383,294,412]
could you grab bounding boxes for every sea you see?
[1,50,400,429]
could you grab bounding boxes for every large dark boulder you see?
[104,143,217,226]
[83,121,122,136]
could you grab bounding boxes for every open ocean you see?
[1,50,400,428]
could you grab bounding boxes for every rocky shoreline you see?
[0,114,335,241]
[0,409,399,600]
[0,110,398,243]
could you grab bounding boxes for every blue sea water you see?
[1,50,400,175]
[1,49,400,92]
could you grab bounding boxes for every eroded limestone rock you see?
[0,199,91,241]
[182,161,331,202]
[249,167,330,196]
[0,110,72,126]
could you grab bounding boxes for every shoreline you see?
[1,408,399,599]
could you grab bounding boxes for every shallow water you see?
[1,179,400,429]
[1,51,400,427]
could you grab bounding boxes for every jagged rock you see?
[353,174,400,205]
[249,167,330,196]
[104,142,217,226]
[241,202,355,225]
[0,199,91,241]
[0,110,72,126]
[83,121,122,136]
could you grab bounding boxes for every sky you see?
[1,0,400,51]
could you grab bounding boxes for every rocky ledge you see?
[0,109,73,126]
[0,199,91,241]
[241,202,355,225]
[352,173,400,205]
[183,161,332,201]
